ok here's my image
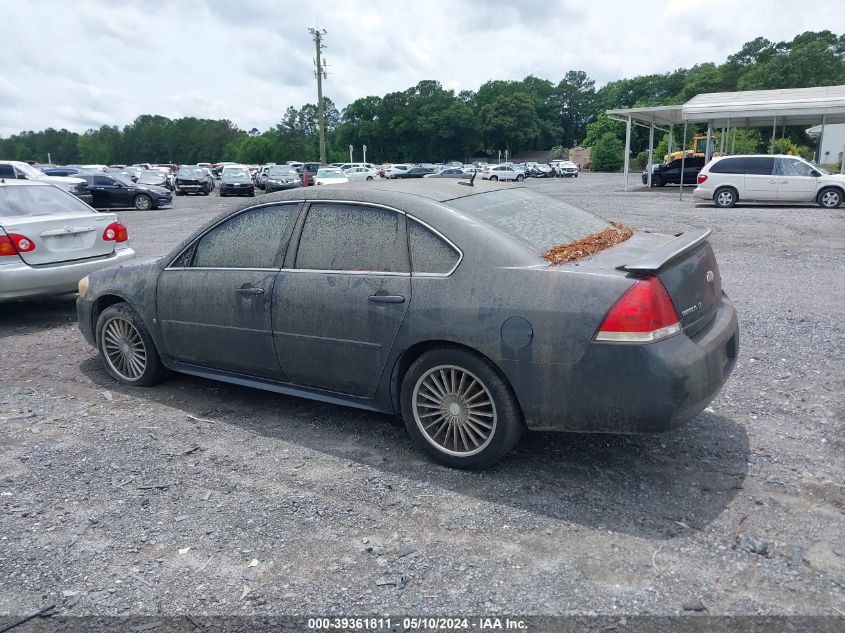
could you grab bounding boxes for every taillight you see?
[0,235,16,256]
[103,222,128,243]
[0,233,36,256]
[595,277,681,343]
[697,174,708,184]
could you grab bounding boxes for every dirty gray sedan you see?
[76,180,738,469]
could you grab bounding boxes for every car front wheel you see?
[96,303,167,387]
[818,187,842,208]
[133,194,152,210]
[516,174,524,182]
[401,347,525,469]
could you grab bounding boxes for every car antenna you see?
[458,171,476,187]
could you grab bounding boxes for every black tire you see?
[516,174,524,182]
[133,194,152,210]
[714,187,737,208]
[490,175,498,181]
[96,303,167,387]
[651,174,663,187]
[366,176,373,181]
[817,187,842,209]
[400,347,525,469]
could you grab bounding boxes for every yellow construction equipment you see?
[665,134,720,162]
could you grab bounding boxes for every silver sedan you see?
[0,180,135,301]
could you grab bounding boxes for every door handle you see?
[368,294,405,304]
[237,285,264,295]
[768,179,778,183]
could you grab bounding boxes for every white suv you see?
[694,154,844,209]
[481,164,525,182]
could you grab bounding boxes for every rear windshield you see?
[0,185,95,218]
[448,188,610,253]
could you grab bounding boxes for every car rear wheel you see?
[714,187,737,208]
[818,187,842,209]
[401,348,525,469]
[96,303,167,387]
[133,194,152,210]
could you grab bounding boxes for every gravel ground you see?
[1,174,843,621]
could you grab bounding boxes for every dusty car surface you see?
[1,180,135,301]
[76,180,738,468]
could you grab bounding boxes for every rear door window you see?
[295,203,408,273]
[0,164,15,178]
[744,157,775,175]
[192,204,296,269]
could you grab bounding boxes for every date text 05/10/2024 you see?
[307,617,528,630]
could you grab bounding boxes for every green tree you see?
[591,132,624,171]
[480,92,540,156]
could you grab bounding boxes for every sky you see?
[1,0,842,137]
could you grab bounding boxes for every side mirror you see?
[810,170,821,178]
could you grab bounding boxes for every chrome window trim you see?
[164,267,281,272]
[278,268,410,277]
[164,200,301,271]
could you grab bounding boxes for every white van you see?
[694,154,844,208]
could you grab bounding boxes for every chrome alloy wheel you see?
[716,190,734,206]
[412,365,497,457]
[101,317,147,381]
[820,190,841,208]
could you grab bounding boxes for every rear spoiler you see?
[618,228,712,273]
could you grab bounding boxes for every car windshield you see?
[111,174,136,187]
[317,168,344,177]
[268,167,297,177]
[448,188,611,253]
[223,168,250,178]
[0,184,95,218]
[179,167,204,177]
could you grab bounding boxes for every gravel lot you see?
[1,173,843,621]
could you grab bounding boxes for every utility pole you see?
[308,27,328,165]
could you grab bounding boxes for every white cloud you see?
[0,0,841,136]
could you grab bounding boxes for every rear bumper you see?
[0,247,136,302]
[502,293,739,433]
[692,186,712,200]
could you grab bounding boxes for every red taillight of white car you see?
[0,233,36,256]
[697,174,708,184]
[103,222,128,242]
[595,277,681,343]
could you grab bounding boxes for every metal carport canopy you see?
[682,85,845,126]
[605,84,845,192]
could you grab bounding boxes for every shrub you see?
[591,133,624,172]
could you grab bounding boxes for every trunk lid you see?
[579,229,722,336]
[0,184,118,266]
[2,211,117,265]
